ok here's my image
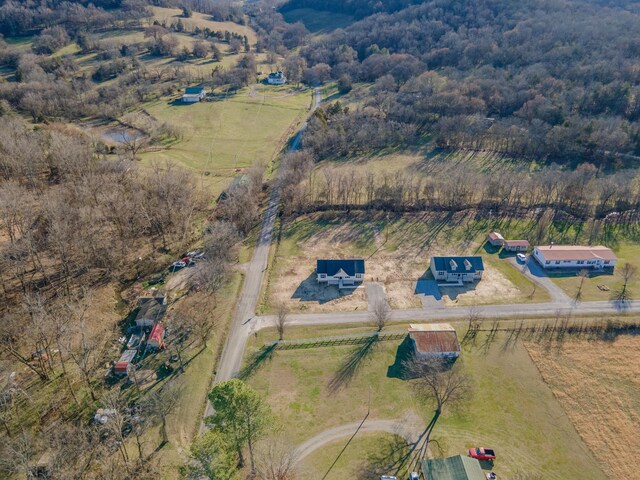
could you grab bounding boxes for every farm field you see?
[547,244,640,302]
[526,336,640,480]
[261,211,550,313]
[140,85,312,196]
[244,324,607,480]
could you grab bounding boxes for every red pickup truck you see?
[468,447,496,461]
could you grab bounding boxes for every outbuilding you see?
[486,232,504,247]
[114,349,137,376]
[147,323,165,350]
[421,455,485,480]
[408,324,460,360]
[503,239,530,252]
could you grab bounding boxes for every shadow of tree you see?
[355,435,413,480]
[238,343,277,380]
[328,335,379,393]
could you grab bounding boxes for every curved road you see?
[294,419,423,461]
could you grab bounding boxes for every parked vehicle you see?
[171,261,187,269]
[468,447,496,461]
[516,253,527,262]
[380,477,397,480]
[409,473,420,480]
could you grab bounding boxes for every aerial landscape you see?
[0,0,639,479]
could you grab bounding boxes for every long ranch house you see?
[532,245,617,270]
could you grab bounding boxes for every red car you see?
[468,447,496,461]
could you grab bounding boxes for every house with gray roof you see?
[316,259,365,289]
[182,86,206,103]
[430,256,484,283]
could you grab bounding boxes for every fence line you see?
[265,330,407,350]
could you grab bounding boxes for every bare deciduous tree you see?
[254,436,298,480]
[144,381,182,446]
[371,300,390,332]
[575,269,589,303]
[613,263,637,305]
[404,357,469,466]
[275,303,289,341]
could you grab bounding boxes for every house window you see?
[555,261,561,264]
[604,261,610,264]
[356,274,362,278]
[320,274,326,278]
[577,261,584,264]
[545,261,550,265]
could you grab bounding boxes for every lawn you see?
[260,211,550,313]
[296,433,412,480]
[244,324,607,480]
[140,86,312,196]
[282,8,356,33]
[548,244,640,302]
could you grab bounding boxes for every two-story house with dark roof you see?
[430,256,484,283]
[316,259,365,289]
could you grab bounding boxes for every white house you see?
[430,256,484,283]
[532,245,617,270]
[182,86,206,103]
[267,71,287,85]
[408,324,460,360]
[316,259,365,289]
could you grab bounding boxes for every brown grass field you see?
[526,336,640,480]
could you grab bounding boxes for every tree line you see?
[278,148,640,226]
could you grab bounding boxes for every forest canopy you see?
[286,0,640,167]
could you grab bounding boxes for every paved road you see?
[256,299,640,330]
[201,87,322,429]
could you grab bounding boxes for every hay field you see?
[526,336,640,480]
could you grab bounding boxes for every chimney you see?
[464,259,472,271]
[449,259,458,271]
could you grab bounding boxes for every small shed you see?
[147,323,166,350]
[487,231,504,247]
[421,455,485,480]
[503,239,530,252]
[408,323,460,360]
[114,349,137,376]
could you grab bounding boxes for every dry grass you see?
[264,212,547,313]
[150,7,257,46]
[526,336,640,480]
